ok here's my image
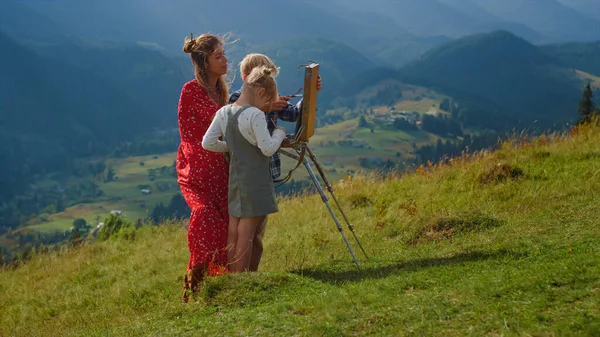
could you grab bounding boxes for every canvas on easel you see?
[299,62,319,142]
[285,62,319,146]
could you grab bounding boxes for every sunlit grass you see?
[3,123,600,336]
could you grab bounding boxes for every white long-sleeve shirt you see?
[202,105,286,156]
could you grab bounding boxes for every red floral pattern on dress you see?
[176,80,229,275]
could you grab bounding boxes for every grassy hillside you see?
[29,153,179,232]
[0,153,181,256]
[576,70,600,89]
[2,120,600,336]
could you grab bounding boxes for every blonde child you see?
[230,53,322,181]
[228,53,322,271]
[202,66,285,272]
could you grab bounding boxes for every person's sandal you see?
[181,265,205,303]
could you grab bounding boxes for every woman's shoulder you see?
[183,79,200,91]
[182,79,209,96]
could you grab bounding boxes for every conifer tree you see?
[578,82,596,124]
[358,116,368,127]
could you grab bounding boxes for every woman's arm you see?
[277,99,302,122]
[178,83,201,143]
[278,75,321,122]
[178,81,216,144]
[202,108,228,152]
[250,108,286,156]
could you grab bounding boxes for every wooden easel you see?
[277,61,368,271]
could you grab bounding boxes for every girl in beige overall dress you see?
[203,66,286,272]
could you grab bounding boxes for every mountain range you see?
[0,31,149,199]
[558,0,600,20]
[1,0,599,221]
[399,31,586,128]
[542,41,600,77]
[316,0,600,44]
[471,0,600,42]
[7,0,600,66]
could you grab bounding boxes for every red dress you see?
[176,80,229,274]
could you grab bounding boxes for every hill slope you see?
[17,0,438,66]
[0,0,68,42]
[325,0,478,38]
[473,0,600,42]
[230,36,377,111]
[558,0,600,19]
[438,0,548,43]
[2,121,600,336]
[542,41,600,77]
[35,42,189,127]
[0,32,148,199]
[399,30,583,128]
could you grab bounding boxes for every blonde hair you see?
[243,66,278,102]
[240,53,279,78]
[183,33,229,106]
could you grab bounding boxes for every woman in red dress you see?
[177,33,230,302]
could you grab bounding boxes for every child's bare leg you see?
[231,216,265,272]
[249,216,268,272]
[227,215,240,271]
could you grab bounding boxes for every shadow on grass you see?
[292,249,528,284]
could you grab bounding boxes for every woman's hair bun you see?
[183,34,196,54]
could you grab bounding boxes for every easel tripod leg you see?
[301,157,362,271]
[304,146,369,259]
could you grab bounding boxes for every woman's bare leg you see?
[226,215,240,271]
[231,216,265,272]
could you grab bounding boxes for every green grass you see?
[352,127,418,150]
[355,81,448,115]
[311,118,359,144]
[28,219,73,234]
[108,154,175,176]
[3,123,600,336]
